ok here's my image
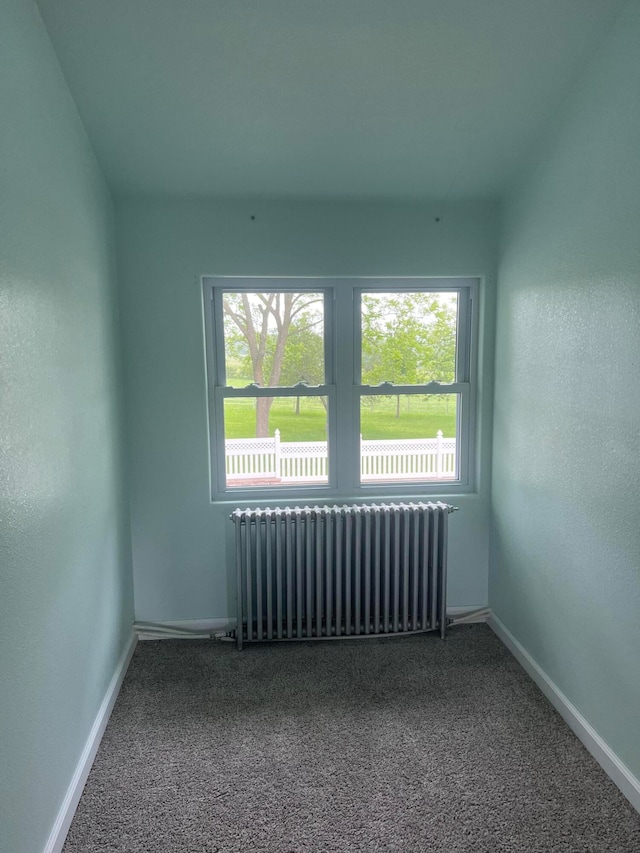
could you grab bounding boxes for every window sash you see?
[213,387,338,495]
[219,385,333,398]
[356,387,468,486]
[212,285,334,389]
[354,285,471,386]
[351,283,474,490]
[219,391,335,492]
[209,285,337,493]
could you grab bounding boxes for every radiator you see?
[231,502,456,650]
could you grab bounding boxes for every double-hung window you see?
[202,277,477,499]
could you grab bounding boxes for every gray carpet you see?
[63,625,640,852]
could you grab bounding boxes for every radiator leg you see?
[439,508,448,640]
[235,517,243,651]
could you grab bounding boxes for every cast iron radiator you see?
[231,502,456,650]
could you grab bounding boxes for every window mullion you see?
[333,284,358,494]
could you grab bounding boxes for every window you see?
[202,278,477,498]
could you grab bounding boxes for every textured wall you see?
[0,2,133,850]
[491,3,640,781]
[116,198,497,623]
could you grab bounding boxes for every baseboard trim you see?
[43,632,138,853]
[488,613,640,814]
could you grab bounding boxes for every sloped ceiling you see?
[37,0,626,199]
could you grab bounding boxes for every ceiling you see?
[37,0,626,200]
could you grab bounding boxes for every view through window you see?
[203,279,475,495]
[359,291,459,483]
[221,291,329,488]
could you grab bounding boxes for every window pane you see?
[224,396,329,487]
[361,292,457,384]
[222,292,325,387]
[360,394,458,482]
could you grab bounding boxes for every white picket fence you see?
[360,434,456,480]
[225,429,456,483]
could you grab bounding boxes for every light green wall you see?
[491,2,640,782]
[0,2,133,850]
[116,198,497,623]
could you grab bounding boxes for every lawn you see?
[224,392,457,441]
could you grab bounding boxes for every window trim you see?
[202,276,479,501]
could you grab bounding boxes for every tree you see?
[223,292,323,436]
[278,322,325,414]
[361,293,456,416]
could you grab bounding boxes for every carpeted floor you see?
[63,625,640,852]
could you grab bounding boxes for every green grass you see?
[224,394,456,441]
[361,396,457,440]
[226,375,255,388]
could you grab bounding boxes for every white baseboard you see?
[135,617,236,639]
[488,613,640,814]
[44,632,138,853]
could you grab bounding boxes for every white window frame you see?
[202,276,479,501]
